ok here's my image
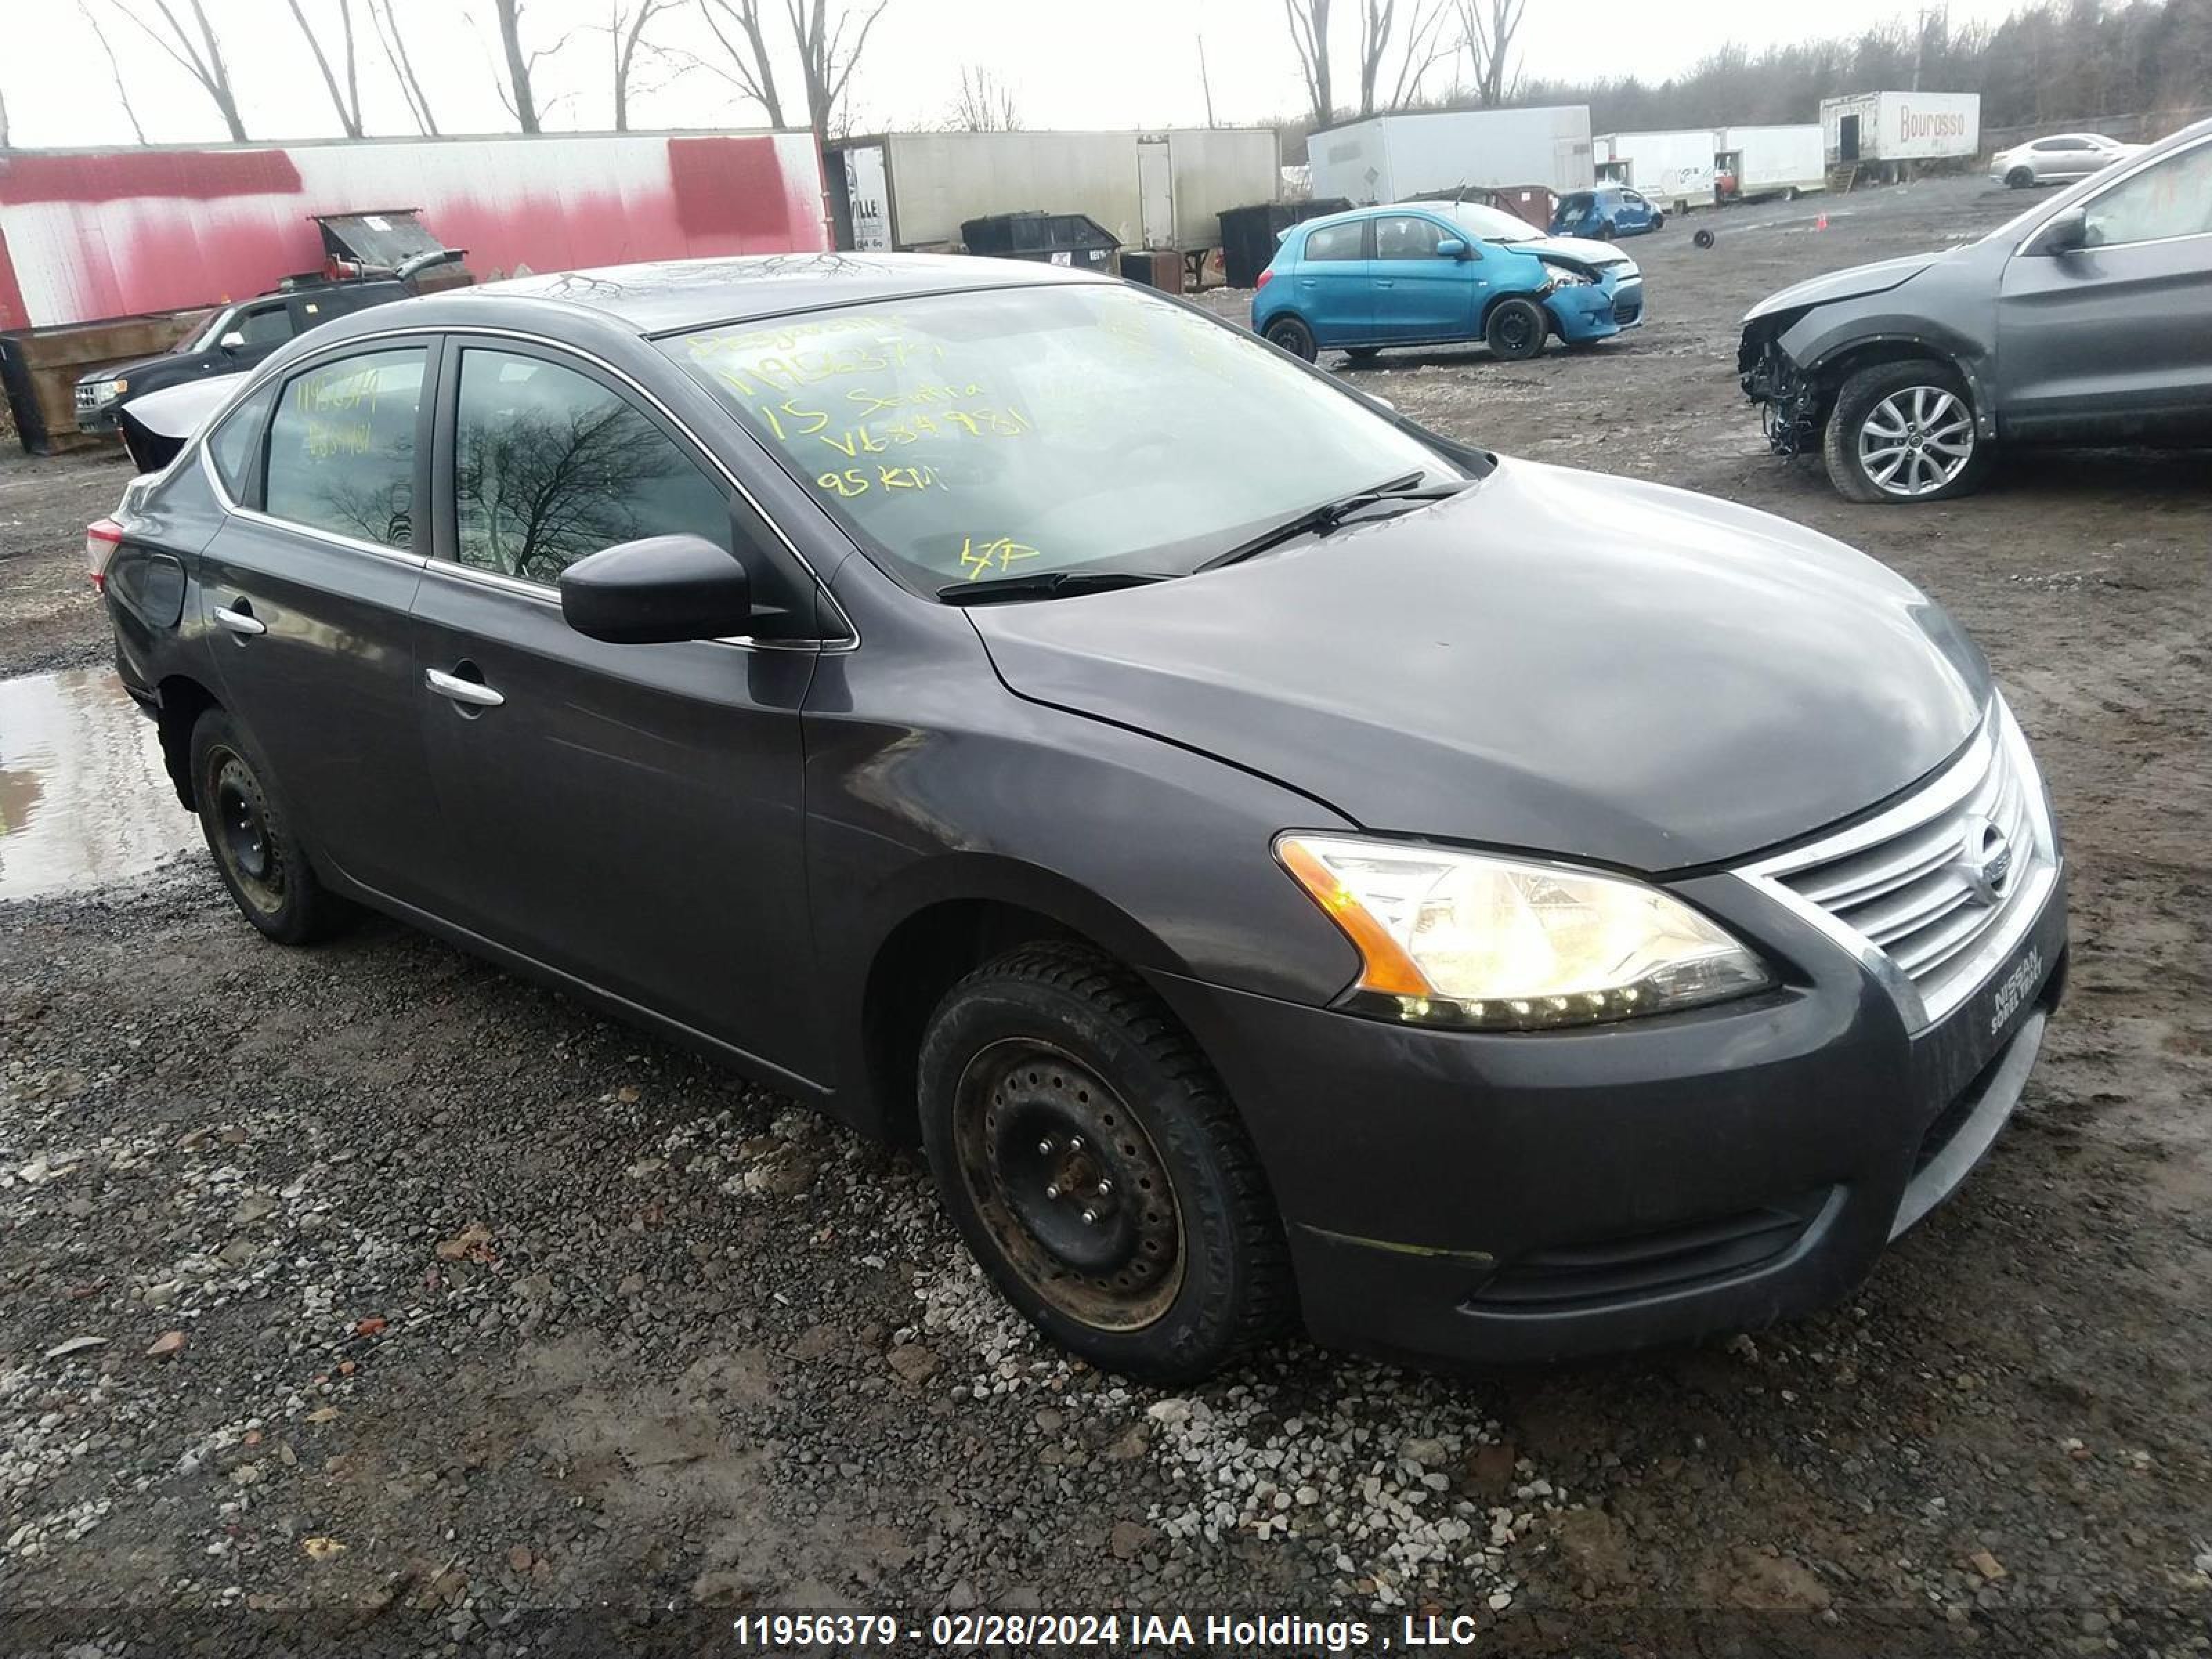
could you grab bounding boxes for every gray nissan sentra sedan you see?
[89,254,2068,1382]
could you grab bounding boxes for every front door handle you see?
[213,602,265,637]
[425,667,505,709]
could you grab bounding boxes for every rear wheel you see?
[918,943,1292,1383]
[2005,166,2034,189]
[1484,296,1548,362]
[1263,315,1317,362]
[189,709,348,945]
[1823,359,1989,505]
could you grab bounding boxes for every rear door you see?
[407,337,827,1080]
[194,339,446,901]
[1996,134,2212,442]
[1371,213,1479,344]
[1290,218,1374,346]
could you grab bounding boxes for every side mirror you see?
[559,534,753,644]
[2030,206,2088,256]
[218,330,247,351]
[1436,238,1470,259]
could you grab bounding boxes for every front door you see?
[1996,135,2212,442]
[1839,115,1860,163]
[194,339,446,904]
[1293,218,1374,345]
[1370,214,1479,343]
[408,338,826,1083]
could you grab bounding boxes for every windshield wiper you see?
[1194,473,1467,572]
[936,569,1172,606]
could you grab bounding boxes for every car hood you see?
[1743,252,1936,321]
[77,349,187,387]
[1516,234,1636,273]
[968,459,1990,873]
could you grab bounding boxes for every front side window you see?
[1375,215,1447,260]
[1304,221,1366,261]
[451,348,729,585]
[264,347,424,549]
[2082,140,2212,246]
[234,304,293,348]
[667,283,1454,592]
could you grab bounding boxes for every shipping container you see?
[1593,130,1718,212]
[825,129,1278,258]
[1714,125,1826,201]
[1820,93,1982,166]
[1306,107,1594,205]
[0,129,826,335]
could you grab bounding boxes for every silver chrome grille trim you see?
[1734,697,2059,1033]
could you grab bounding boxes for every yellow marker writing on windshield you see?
[959,536,1041,581]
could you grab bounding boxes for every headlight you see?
[1543,265,1595,287]
[1277,834,1772,1030]
[90,377,126,402]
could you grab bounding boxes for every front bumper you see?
[1153,861,2068,1368]
[1547,277,1642,341]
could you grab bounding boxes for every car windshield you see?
[1427,200,1544,242]
[179,307,234,353]
[666,283,1457,592]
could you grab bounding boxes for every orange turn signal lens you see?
[1275,836,1432,997]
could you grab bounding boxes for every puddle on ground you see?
[0,668,200,899]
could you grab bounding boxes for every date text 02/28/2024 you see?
[727,1611,1537,1651]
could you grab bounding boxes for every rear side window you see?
[264,347,427,550]
[2082,140,2212,247]
[450,348,729,585]
[205,382,276,503]
[1304,221,1365,261]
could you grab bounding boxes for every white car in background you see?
[1991,132,2145,187]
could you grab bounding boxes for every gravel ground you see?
[3,176,2210,1656]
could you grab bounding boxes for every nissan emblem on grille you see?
[1956,816,2014,906]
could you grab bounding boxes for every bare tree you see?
[1361,0,1452,113]
[104,0,250,140]
[606,0,681,130]
[77,3,151,142]
[285,0,365,138]
[1283,0,1334,129]
[489,0,577,133]
[695,0,786,126]
[948,65,1018,131]
[0,84,9,149]
[1455,0,1526,107]
[368,0,439,134]
[785,0,891,144]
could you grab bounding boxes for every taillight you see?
[1256,268,1275,291]
[86,518,124,592]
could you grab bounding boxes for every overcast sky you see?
[3,0,2035,151]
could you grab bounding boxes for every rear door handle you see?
[212,602,265,637]
[424,667,505,709]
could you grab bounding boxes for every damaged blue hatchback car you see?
[1253,199,1644,363]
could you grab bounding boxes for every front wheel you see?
[1484,296,1548,362]
[1263,315,1317,362]
[1823,359,1989,504]
[1651,211,1666,229]
[917,944,1293,1383]
[189,709,350,944]
[2006,167,2034,189]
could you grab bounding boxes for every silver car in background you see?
[1741,117,2212,503]
[1989,132,2146,189]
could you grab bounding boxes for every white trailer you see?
[824,129,1279,256]
[1306,107,1594,205]
[1715,124,1826,201]
[1592,130,1717,212]
[1820,92,1981,169]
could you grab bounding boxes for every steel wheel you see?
[948,1038,1185,1331]
[206,744,290,916]
[1857,384,1976,498]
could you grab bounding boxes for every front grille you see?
[1612,294,1642,324]
[1468,1191,1829,1312]
[1740,701,2056,1030]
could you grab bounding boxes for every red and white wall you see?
[0,131,828,333]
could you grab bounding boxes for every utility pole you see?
[1197,33,1217,127]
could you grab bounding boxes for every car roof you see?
[1299,202,1456,232]
[291,252,1112,343]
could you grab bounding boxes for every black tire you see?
[917,942,1293,1383]
[1822,358,1991,505]
[188,708,349,946]
[1484,296,1548,362]
[1651,211,1666,229]
[1263,315,1317,362]
[1343,346,1382,364]
[2005,167,2034,189]
[1693,227,1716,249]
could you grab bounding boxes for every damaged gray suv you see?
[1741,116,2212,503]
